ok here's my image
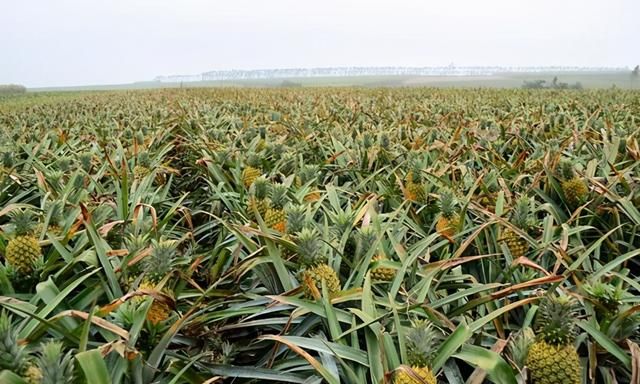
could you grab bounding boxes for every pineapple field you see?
[0,87,639,383]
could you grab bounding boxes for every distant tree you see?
[0,84,27,94]
[522,79,546,89]
[633,65,640,77]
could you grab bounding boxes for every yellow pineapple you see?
[559,160,588,209]
[138,280,173,325]
[404,168,426,203]
[526,295,581,384]
[248,177,270,219]
[242,153,262,188]
[395,320,439,384]
[264,184,289,232]
[435,190,460,240]
[23,364,43,384]
[370,254,395,281]
[302,264,340,299]
[136,240,177,324]
[500,197,532,258]
[5,210,41,275]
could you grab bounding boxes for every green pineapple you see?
[295,228,323,269]
[436,189,460,240]
[5,210,42,274]
[526,295,581,384]
[395,320,439,384]
[133,151,151,180]
[559,160,588,209]
[265,184,289,232]
[137,239,177,324]
[501,197,532,258]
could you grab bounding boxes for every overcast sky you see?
[1,0,638,87]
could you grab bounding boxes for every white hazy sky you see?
[1,0,638,87]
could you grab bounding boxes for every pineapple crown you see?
[1,151,13,168]
[138,151,151,168]
[10,209,37,236]
[583,281,625,314]
[36,341,75,384]
[285,204,308,234]
[298,165,320,186]
[56,157,72,172]
[0,311,27,372]
[535,294,579,345]
[356,227,377,258]
[47,200,65,225]
[135,131,145,145]
[246,153,261,168]
[559,160,576,180]
[507,327,535,369]
[510,196,531,230]
[259,126,267,139]
[269,184,289,210]
[78,153,93,172]
[296,228,325,268]
[251,177,270,200]
[405,320,441,367]
[438,189,458,219]
[142,239,177,283]
[379,133,390,149]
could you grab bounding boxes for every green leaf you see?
[76,349,111,384]
[453,344,517,384]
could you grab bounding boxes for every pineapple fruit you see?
[395,320,438,384]
[248,177,270,219]
[559,160,588,209]
[5,210,42,275]
[265,184,289,232]
[133,151,151,180]
[302,264,340,299]
[369,254,395,281]
[0,311,27,374]
[242,153,262,188]
[404,163,426,203]
[526,295,581,384]
[500,197,531,258]
[296,229,340,299]
[28,341,75,384]
[435,190,460,240]
[136,240,177,324]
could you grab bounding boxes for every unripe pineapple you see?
[559,161,588,209]
[302,263,340,299]
[526,295,581,384]
[242,153,262,188]
[265,184,289,232]
[370,254,395,281]
[500,197,532,258]
[395,320,439,384]
[435,190,460,240]
[248,177,270,219]
[6,210,41,275]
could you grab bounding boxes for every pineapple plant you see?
[500,197,532,258]
[435,190,460,240]
[5,209,42,275]
[264,184,289,232]
[369,254,395,281]
[295,165,321,202]
[526,295,581,384]
[559,160,588,209]
[242,153,262,188]
[248,176,270,219]
[395,320,439,384]
[133,151,151,180]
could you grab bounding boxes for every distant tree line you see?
[0,84,27,94]
[522,76,583,90]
